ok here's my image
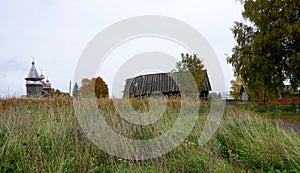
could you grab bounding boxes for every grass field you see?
[0,97,300,172]
[237,102,300,122]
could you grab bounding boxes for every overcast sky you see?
[0,0,243,98]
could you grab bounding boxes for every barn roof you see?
[123,70,211,98]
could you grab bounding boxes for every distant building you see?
[25,61,52,97]
[280,79,300,99]
[123,70,211,99]
[239,85,249,102]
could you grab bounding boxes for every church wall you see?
[26,84,43,97]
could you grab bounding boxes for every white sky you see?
[0,0,243,98]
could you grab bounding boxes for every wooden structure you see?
[239,85,249,102]
[123,70,211,99]
[25,61,52,97]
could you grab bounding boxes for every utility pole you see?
[69,80,72,95]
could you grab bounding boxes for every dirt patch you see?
[274,119,300,134]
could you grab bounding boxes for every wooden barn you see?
[123,70,211,99]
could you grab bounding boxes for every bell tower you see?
[25,60,45,97]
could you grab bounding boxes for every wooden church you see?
[25,61,52,97]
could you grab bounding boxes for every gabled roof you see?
[25,61,44,81]
[123,70,211,98]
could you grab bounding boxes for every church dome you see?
[25,61,44,81]
[44,78,51,88]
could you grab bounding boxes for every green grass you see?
[237,102,300,122]
[0,97,299,172]
[258,112,300,122]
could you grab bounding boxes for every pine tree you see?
[72,82,79,98]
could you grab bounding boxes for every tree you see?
[230,73,243,100]
[72,82,79,98]
[227,0,300,103]
[175,53,205,94]
[78,77,109,98]
[51,89,70,97]
[94,77,109,98]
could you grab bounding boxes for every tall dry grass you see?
[0,97,299,172]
